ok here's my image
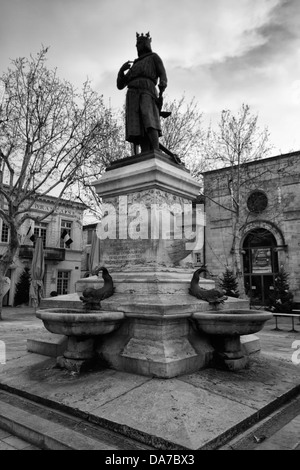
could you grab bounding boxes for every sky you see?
[1,0,300,155]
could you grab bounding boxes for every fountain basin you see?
[192,309,272,336]
[36,308,125,373]
[36,308,125,336]
[192,309,273,371]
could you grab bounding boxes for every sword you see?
[158,86,171,118]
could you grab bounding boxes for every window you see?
[87,229,94,245]
[57,271,70,295]
[195,252,202,265]
[1,221,9,243]
[247,191,268,214]
[34,222,47,248]
[60,220,72,248]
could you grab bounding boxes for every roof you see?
[201,150,300,176]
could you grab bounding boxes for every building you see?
[0,194,86,306]
[202,151,300,306]
[81,222,97,277]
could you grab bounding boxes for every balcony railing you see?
[19,245,65,261]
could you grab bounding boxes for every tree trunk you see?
[231,217,246,298]
[0,271,7,320]
[0,224,20,318]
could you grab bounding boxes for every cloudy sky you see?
[1,0,300,155]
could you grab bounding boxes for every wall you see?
[0,195,85,305]
[203,151,300,303]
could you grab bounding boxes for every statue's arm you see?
[117,61,132,90]
[153,54,168,91]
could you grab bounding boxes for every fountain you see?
[192,309,272,370]
[36,308,124,373]
[37,149,272,376]
[36,33,273,377]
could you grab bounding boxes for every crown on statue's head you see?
[136,32,152,42]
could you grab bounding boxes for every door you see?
[243,229,279,306]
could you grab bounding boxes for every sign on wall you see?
[252,248,272,273]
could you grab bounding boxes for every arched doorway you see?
[243,228,279,306]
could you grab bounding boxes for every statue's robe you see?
[117,52,167,144]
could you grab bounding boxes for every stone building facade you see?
[202,151,300,306]
[80,222,97,277]
[0,195,86,306]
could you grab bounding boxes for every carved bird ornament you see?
[80,266,115,303]
[189,266,228,306]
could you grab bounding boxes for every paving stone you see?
[179,353,300,411]
[2,435,33,450]
[22,445,41,450]
[0,428,11,439]
[0,306,300,451]
[91,378,257,450]
[254,440,290,450]
[0,440,16,450]
[260,417,300,450]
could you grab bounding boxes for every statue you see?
[117,32,168,155]
[189,266,228,307]
[80,267,115,310]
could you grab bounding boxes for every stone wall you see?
[203,151,300,303]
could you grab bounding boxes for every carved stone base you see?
[56,336,97,373]
[63,336,95,360]
[211,335,250,371]
[56,355,97,374]
[96,314,215,378]
[216,354,249,371]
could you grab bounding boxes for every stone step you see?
[219,393,300,450]
[27,333,67,357]
[0,390,153,450]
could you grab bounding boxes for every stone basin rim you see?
[36,308,125,322]
[192,310,273,322]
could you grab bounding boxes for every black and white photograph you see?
[0,0,299,455]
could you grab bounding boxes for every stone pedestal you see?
[211,335,249,371]
[89,150,250,377]
[57,336,97,373]
[93,150,203,272]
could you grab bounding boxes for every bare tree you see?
[202,104,272,295]
[0,47,119,317]
[160,94,207,176]
[70,105,127,218]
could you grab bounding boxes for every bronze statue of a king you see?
[117,32,168,154]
